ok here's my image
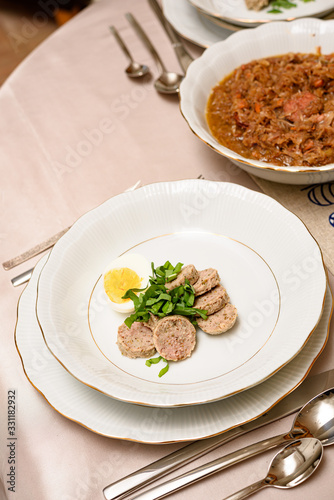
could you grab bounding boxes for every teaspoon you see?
[130,387,334,499]
[109,26,150,78]
[224,438,323,500]
[125,12,183,94]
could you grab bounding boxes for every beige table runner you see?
[251,176,334,275]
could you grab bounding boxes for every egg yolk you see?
[104,267,142,304]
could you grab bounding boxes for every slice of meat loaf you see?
[245,0,268,11]
[143,313,159,330]
[193,268,220,296]
[197,303,237,335]
[153,315,196,361]
[194,285,229,316]
[165,264,199,291]
[117,321,156,358]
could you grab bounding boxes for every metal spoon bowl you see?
[125,13,183,94]
[224,438,323,499]
[125,61,149,78]
[110,26,150,79]
[154,71,183,95]
[292,387,334,445]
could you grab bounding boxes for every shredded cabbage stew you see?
[206,52,334,167]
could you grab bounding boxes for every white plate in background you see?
[189,0,334,27]
[162,0,231,47]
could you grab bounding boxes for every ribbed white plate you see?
[162,0,231,48]
[36,181,326,407]
[189,0,334,27]
[16,257,332,443]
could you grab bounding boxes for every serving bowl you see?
[179,18,334,185]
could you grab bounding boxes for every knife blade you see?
[148,0,194,73]
[103,369,334,500]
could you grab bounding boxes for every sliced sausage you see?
[143,313,159,330]
[193,268,220,296]
[194,285,229,316]
[117,321,156,359]
[165,264,199,291]
[153,315,196,361]
[197,303,237,335]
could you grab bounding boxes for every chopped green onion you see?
[268,0,312,14]
[145,356,162,367]
[145,356,169,377]
[159,359,169,377]
[122,261,209,378]
[122,263,207,330]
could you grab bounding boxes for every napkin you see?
[251,176,334,276]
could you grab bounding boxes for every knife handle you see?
[103,426,245,500]
[130,432,288,500]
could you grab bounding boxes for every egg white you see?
[102,253,151,313]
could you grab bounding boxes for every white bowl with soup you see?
[179,18,334,185]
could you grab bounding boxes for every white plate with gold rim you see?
[162,0,232,48]
[16,257,332,443]
[189,0,334,27]
[36,180,327,407]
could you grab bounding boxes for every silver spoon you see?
[130,388,334,499]
[125,12,183,94]
[109,26,150,78]
[224,438,323,500]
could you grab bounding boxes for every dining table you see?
[1,0,334,499]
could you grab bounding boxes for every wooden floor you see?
[0,1,89,85]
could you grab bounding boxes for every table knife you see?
[103,369,334,499]
[148,0,194,73]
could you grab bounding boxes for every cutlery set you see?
[124,12,183,95]
[110,1,194,95]
[103,383,334,499]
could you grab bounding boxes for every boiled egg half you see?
[103,253,151,313]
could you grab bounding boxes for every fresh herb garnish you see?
[122,261,208,328]
[268,0,314,14]
[150,260,183,285]
[146,355,170,377]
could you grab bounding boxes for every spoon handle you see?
[128,433,288,499]
[223,480,267,500]
[125,12,166,74]
[109,26,134,64]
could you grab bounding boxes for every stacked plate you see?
[15,180,332,443]
[162,0,334,48]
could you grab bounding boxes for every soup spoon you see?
[109,26,150,78]
[224,438,323,499]
[125,12,183,94]
[129,388,334,499]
